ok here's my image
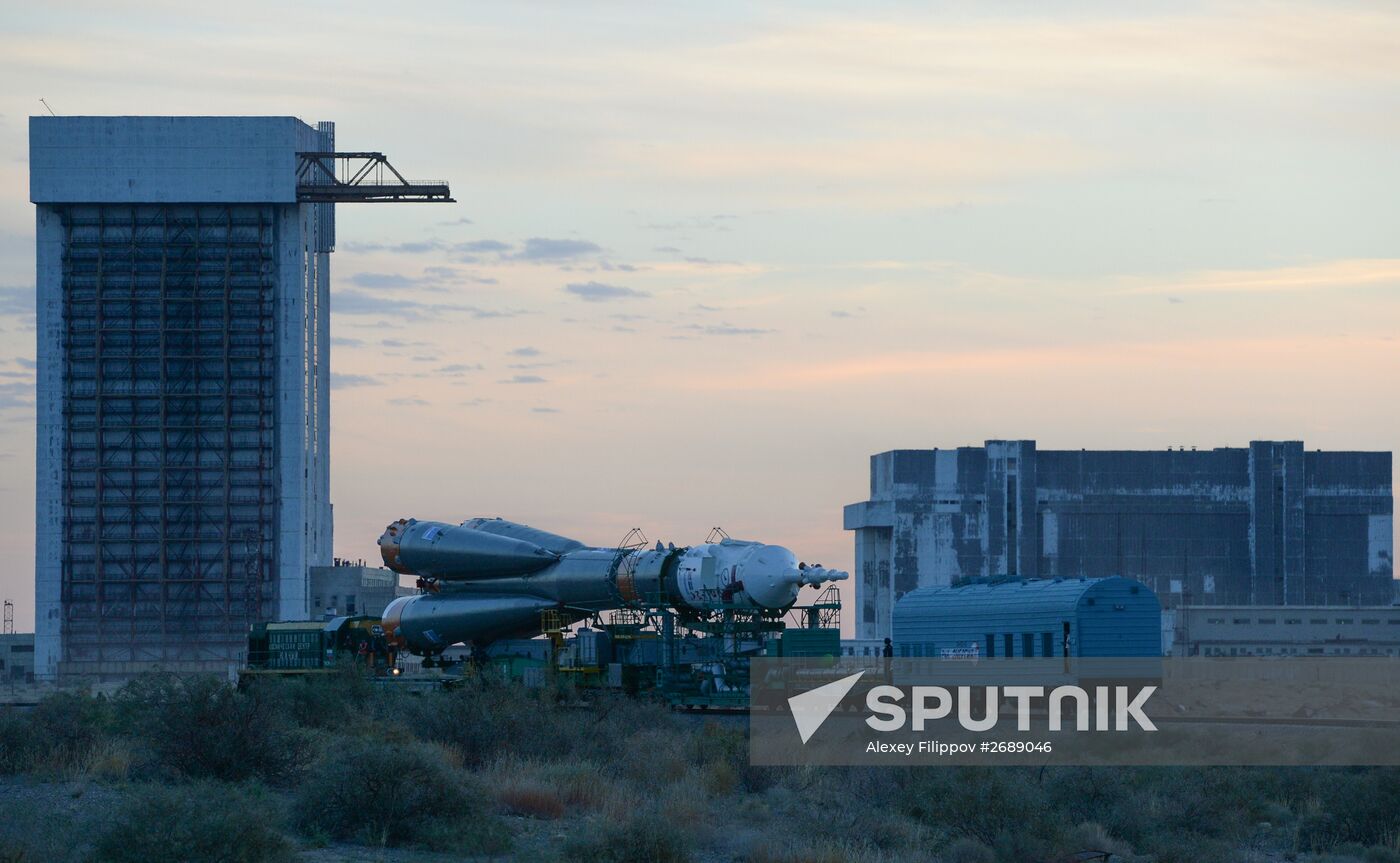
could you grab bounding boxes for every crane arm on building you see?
[295,152,454,203]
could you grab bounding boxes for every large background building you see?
[845,440,1393,640]
[30,116,340,680]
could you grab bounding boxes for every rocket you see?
[377,517,848,656]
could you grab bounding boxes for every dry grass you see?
[498,783,568,819]
[738,837,932,863]
[614,727,690,783]
[60,739,133,783]
[484,755,634,820]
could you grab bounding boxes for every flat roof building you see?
[30,116,450,682]
[0,634,36,685]
[1176,605,1400,658]
[31,117,336,679]
[845,441,1393,640]
[309,562,417,619]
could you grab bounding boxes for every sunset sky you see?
[0,2,1396,629]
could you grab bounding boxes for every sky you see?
[0,1,1396,630]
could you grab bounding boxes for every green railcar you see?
[246,616,389,674]
[778,627,840,659]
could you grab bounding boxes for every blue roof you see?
[892,576,1162,658]
[897,577,1120,619]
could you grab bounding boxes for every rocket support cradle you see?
[377,517,847,655]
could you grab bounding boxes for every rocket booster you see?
[377,517,847,654]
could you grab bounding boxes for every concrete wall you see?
[1179,605,1400,656]
[308,566,413,618]
[273,118,335,622]
[30,116,307,204]
[846,441,1394,640]
[273,198,336,622]
[0,634,36,683]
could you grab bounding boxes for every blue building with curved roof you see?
[891,576,1162,658]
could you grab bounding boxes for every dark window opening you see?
[1006,476,1018,575]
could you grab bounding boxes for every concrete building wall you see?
[30,117,335,681]
[29,116,306,203]
[845,441,1393,640]
[1178,605,1400,657]
[0,634,37,684]
[308,565,415,618]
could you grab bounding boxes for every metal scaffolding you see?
[295,152,454,203]
[59,205,276,665]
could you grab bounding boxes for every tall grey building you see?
[845,441,1394,640]
[29,116,450,680]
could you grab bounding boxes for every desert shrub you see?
[1056,822,1136,859]
[487,755,625,821]
[1038,766,1286,858]
[689,719,777,794]
[745,766,926,859]
[0,798,89,862]
[938,838,995,863]
[91,781,294,863]
[387,678,681,768]
[487,756,630,818]
[562,808,694,863]
[62,738,134,782]
[497,782,568,819]
[1299,812,1348,855]
[902,767,1057,850]
[32,692,113,760]
[741,839,925,863]
[385,678,541,765]
[1308,769,1400,849]
[1306,845,1400,863]
[293,736,508,853]
[114,673,308,783]
[247,664,377,731]
[0,693,115,777]
[0,708,39,774]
